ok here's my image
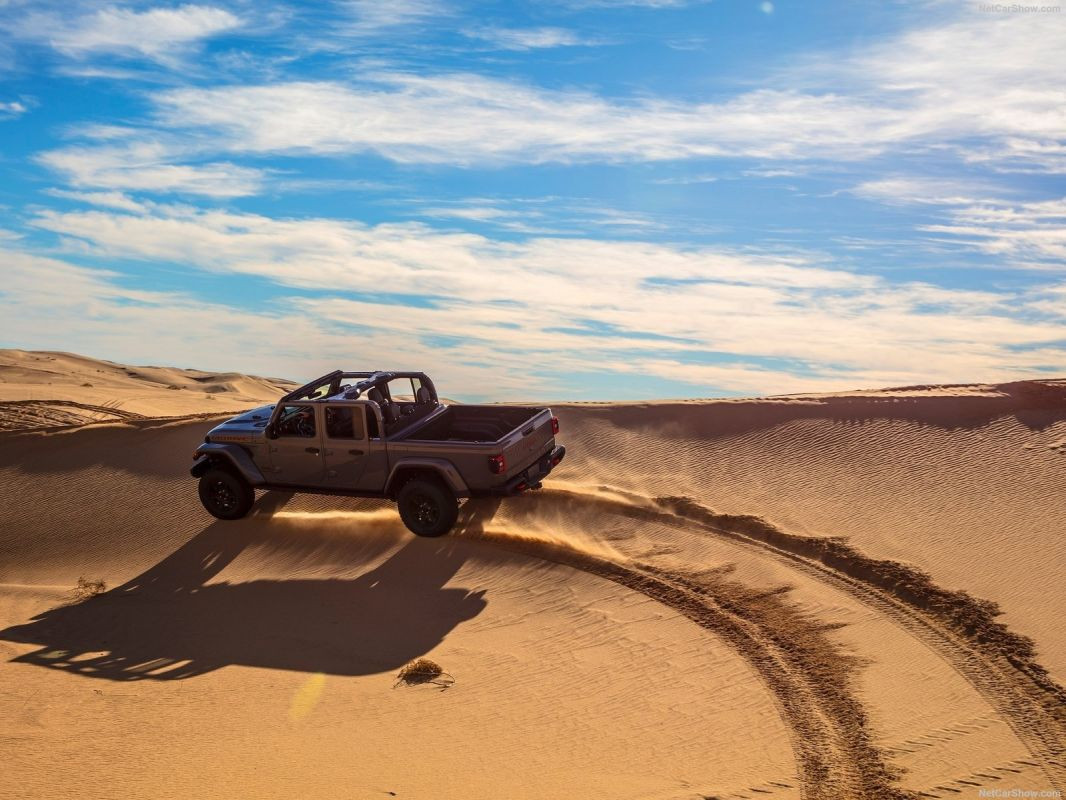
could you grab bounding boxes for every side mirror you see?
[265,424,277,440]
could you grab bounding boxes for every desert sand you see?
[1,351,1064,799]
[0,350,297,430]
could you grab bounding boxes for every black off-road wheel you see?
[397,478,459,537]
[198,468,254,520]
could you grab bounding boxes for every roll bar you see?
[281,370,344,402]
[279,370,438,404]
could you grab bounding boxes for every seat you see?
[368,388,399,426]
[416,386,431,404]
[325,406,353,438]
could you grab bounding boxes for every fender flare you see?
[385,458,469,498]
[191,443,266,486]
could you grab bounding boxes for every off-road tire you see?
[397,478,459,537]
[198,468,254,520]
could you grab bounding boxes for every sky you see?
[0,0,1064,401]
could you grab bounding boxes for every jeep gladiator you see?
[190,370,566,536]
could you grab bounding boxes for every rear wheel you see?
[397,478,459,537]
[198,468,254,520]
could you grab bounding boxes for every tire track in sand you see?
[459,521,915,799]
[466,487,1066,796]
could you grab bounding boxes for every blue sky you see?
[0,0,1064,400]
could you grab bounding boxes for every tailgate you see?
[500,409,555,478]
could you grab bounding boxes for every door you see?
[321,403,370,488]
[267,403,324,485]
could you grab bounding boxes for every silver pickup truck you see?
[190,370,566,537]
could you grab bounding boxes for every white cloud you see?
[104,8,1059,173]
[849,177,1066,269]
[854,12,1066,168]
[0,99,27,117]
[37,141,265,197]
[462,26,590,50]
[29,204,871,292]
[962,138,1066,175]
[921,197,1066,267]
[44,189,148,212]
[405,196,673,234]
[651,173,718,185]
[850,178,988,206]
[18,204,1066,393]
[20,4,241,64]
[27,7,1064,196]
[418,205,520,221]
[0,249,575,398]
[148,75,894,165]
[340,0,446,34]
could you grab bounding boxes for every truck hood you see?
[205,403,275,442]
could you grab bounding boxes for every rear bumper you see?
[498,445,566,495]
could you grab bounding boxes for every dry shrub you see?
[394,658,454,689]
[72,577,106,601]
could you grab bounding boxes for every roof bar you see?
[281,369,343,402]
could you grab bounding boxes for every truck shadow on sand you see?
[0,495,497,681]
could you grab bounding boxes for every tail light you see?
[488,453,506,474]
[551,416,560,435]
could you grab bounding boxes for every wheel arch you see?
[385,459,467,499]
[191,443,265,485]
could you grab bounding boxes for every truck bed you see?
[396,405,543,443]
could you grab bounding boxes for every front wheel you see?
[397,478,459,537]
[198,468,254,520]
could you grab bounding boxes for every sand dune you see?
[0,350,296,430]
[1,361,1064,799]
[552,380,1066,683]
